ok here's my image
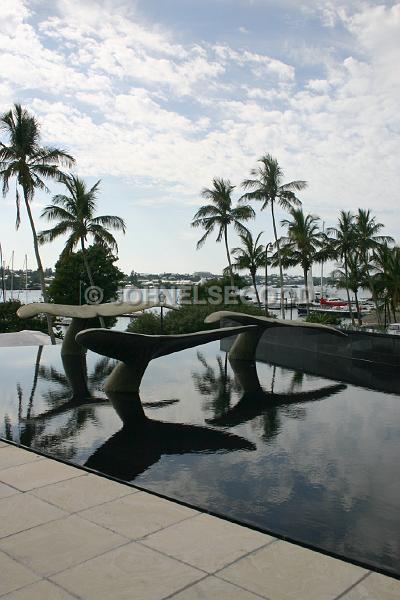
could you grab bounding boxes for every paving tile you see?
[341,572,400,599]
[219,540,367,600]
[78,491,197,539]
[0,551,39,596]
[0,446,43,470]
[0,514,127,576]
[2,580,77,600]
[0,493,66,538]
[51,541,204,600]
[0,458,84,491]
[171,575,262,599]
[0,441,9,447]
[142,513,272,573]
[31,473,136,512]
[0,481,19,499]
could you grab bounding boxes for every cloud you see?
[0,0,399,272]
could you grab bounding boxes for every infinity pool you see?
[0,343,399,577]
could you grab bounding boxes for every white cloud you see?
[0,0,399,271]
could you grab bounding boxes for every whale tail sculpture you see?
[76,325,257,394]
[204,311,347,360]
[17,301,178,356]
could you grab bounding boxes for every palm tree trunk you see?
[80,238,106,328]
[23,189,56,344]
[264,246,268,316]
[303,267,310,315]
[343,257,355,326]
[224,227,234,289]
[354,289,362,326]
[270,200,285,319]
[251,269,261,309]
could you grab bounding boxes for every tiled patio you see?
[0,440,399,599]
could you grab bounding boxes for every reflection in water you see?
[14,349,254,477]
[192,352,241,418]
[1,342,399,577]
[16,353,113,457]
[86,389,255,480]
[192,354,346,441]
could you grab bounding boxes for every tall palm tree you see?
[191,178,255,287]
[280,208,323,314]
[372,244,400,323]
[355,209,393,324]
[241,154,307,319]
[0,104,75,343]
[230,231,264,308]
[327,211,356,324]
[38,176,126,326]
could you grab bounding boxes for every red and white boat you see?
[319,297,348,308]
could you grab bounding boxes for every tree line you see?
[191,155,398,325]
[0,104,126,340]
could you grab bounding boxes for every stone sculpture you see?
[17,301,177,356]
[204,311,347,360]
[76,325,256,394]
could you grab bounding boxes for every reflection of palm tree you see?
[207,359,346,443]
[18,355,114,457]
[192,351,241,419]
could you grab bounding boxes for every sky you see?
[0,0,399,276]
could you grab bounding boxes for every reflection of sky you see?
[0,342,399,576]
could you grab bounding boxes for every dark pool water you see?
[0,343,399,577]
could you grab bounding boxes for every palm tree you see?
[372,244,400,323]
[241,154,307,319]
[327,211,356,324]
[191,178,255,288]
[38,176,126,326]
[230,231,264,308]
[0,104,75,343]
[355,209,393,324]
[280,208,323,314]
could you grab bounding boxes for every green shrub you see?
[127,311,162,335]
[127,302,269,335]
[305,312,342,326]
[0,299,49,334]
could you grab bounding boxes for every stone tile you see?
[0,440,9,447]
[0,481,19,499]
[219,540,367,600]
[0,446,43,470]
[0,551,39,596]
[341,572,400,599]
[0,458,83,491]
[0,514,126,576]
[142,513,271,573]
[52,541,204,600]
[171,575,262,599]
[78,491,197,539]
[32,473,136,512]
[2,580,77,600]
[2,579,76,600]
[0,493,65,538]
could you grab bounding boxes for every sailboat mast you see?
[25,254,28,304]
[10,250,14,300]
[320,221,325,298]
[0,243,5,302]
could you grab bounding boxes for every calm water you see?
[0,342,399,576]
